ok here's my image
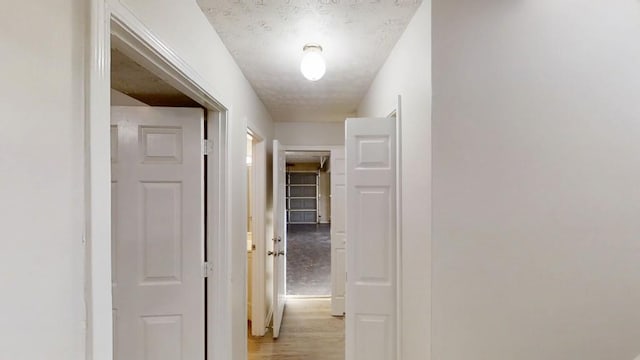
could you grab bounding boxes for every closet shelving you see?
[286,171,319,224]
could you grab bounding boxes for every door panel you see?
[345,117,396,360]
[331,147,346,315]
[111,106,205,360]
[272,139,287,338]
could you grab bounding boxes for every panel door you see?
[331,147,347,315]
[111,106,205,360]
[345,117,397,360]
[272,139,287,338]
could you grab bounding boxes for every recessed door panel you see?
[142,315,183,360]
[356,136,390,169]
[140,126,183,163]
[355,187,391,284]
[355,315,390,360]
[141,182,183,284]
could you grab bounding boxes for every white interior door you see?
[345,117,397,360]
[331,147,346,316]
[111,106,205,360]
[272,139,287,338]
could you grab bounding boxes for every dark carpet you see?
[286,224,331,296]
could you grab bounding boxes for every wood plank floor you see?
[248,298,345,360]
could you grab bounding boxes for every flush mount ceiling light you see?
[300,44,326,81]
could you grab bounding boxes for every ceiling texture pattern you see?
[198,0,422,122]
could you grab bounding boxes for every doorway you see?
[87,9,231,360]
[110,47,208,360]
[285,151,332,297]
[276,144,346,312]
[247,145,345,359]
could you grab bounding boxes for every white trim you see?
[108,1,225,109]
[248,131,268,337]
[86,2,231,359]
[395,95,403,360]
[86,2,112,359]
[208,110,231,360]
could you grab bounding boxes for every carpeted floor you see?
[286,224,331,296]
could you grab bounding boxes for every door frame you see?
[247,128,269,337]
[86,2,232,360]
[390,97,403,360]
[280,144,344,298]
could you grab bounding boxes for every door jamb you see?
[247,128,268,337]
[280,144,344,298]
[390,96,403,360]
[86,2,232,359]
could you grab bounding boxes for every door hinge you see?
[201,139,213,155]
[202,262,214,278]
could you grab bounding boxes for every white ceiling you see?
[197,0,422,122]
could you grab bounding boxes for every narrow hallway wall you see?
[432,1,640,359]
[0,1,86,358]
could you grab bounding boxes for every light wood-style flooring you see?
[248,298,344,360]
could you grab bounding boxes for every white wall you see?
[357,2,431,359]
[0,1,86,359]
[275,121,345,146]
[432,1,640,359]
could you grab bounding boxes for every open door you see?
[331,147,346,315]
[272,139,287,338]
[111,106,205,360]
[345,117,397,360]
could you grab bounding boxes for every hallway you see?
[248,298,344,360]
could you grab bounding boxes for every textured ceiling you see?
[111,48,200,107]
[198,0,422,122]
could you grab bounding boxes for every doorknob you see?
[277,251,285,256]
[267,251,275,256]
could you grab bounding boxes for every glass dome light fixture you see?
[300,44,326,81]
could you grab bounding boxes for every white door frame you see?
[390,98,403,360]
[87,1,232,359]
[247,128,269,337]
[280,144,344,298]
